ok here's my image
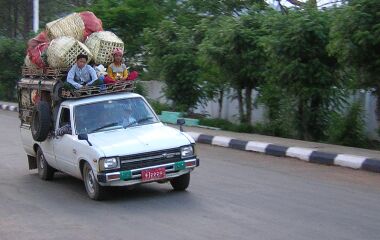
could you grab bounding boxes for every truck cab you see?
[18,74,199,200]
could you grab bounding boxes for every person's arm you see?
[55,124,72,136]
[107,65,115,80]
[66,66,82,89]
[87,65,99,85]
[122,64,129,80]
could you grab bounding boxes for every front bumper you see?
[97,158,199,187]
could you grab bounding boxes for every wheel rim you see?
[86,169,95,194]
[39,154,45,170]
[32,112,39,135]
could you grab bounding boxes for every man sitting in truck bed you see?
[66,54,101,89]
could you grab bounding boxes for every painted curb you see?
[0,104,18,112]
[187,132,380,174]
[1,104,379,174]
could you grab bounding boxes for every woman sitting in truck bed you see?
[104,48,129,84]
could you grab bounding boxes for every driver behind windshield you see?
[120,103,136,127]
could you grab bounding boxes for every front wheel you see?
[83,162,105,200]
[170,172,190,191]
[36,147,54,180]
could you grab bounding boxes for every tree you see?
[198,5,268,123]
[0,0,92,39]
[0,38,25,101]
[144,20,203,112]
[262,7,344,140]
[88,0,167,57]
[329,0,380,126]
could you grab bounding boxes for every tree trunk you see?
[13,1,18,38]
[375,93,380,131]
[217,89,224,119]
[237,88,245,123]
[297,100,309,140]
[245,86,252,124]
[23,0,32,39]
[6,2,12,38]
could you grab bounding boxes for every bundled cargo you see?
[85,31,124,65]
[46,36,93,68]
[46,12,102,42]
[26,31,49,68]
[80,11,103,40]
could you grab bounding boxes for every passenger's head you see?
[76,54,88,69]
[112,48,123,63]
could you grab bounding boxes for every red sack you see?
[127,71,139,81]
[80,11,103,40]
[27,31,48,52]
[28,42,49,68]
[27,31,49,68]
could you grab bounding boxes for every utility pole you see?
[33,0,39,33]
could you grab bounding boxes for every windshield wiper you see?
[123,117,154,129]
[137,116,154,124]
[91,122,120,133]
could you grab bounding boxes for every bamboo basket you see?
[46,13,85,41]
[85,31,124,65]
[47,36,93,68]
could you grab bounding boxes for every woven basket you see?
[85,31,124,65]
[46,13,85,41]
[47,36,93,68]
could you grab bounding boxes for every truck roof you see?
[61,92,143,107]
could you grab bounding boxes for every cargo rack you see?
[20,66,135,100]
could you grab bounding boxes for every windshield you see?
[74,97,159,134]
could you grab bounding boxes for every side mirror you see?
[177,118,185,132]
[78,133,92,146]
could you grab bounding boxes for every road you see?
[0,110,380,240]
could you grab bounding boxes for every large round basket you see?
[46,13,85,41]
[85,31,124,65]
[47,36,92,68]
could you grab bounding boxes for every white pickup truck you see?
[18,76,199,200]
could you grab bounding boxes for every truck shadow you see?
[30,172,194,204]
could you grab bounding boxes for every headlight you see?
[181,146,194,158]
[99,157,119,171]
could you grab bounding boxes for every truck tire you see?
[31,101,51,142]
[53,81,63,103]
[170,172,190,191]
[36,147,54,180]
[83,162,105,200]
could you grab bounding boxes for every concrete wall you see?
[141,80,379,139]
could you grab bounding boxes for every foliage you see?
[329,0,380,91]
[0,38,25,101]
[326,102,366,147]
[0,0,92,39]
[133,81,147,97]
[261,7,345,140]
[257,82,298,138]
[147,99,172,115]
[198,4,268,123]
[144,20,203,112]
[88,0,166,57]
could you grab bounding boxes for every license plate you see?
[141,167,166,182]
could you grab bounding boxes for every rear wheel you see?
[170,172,190,191]
[36,147,54,180]
[83,162,105,200]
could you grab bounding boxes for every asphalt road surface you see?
[1,110,380,240]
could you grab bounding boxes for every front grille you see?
[119,147,182,171]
